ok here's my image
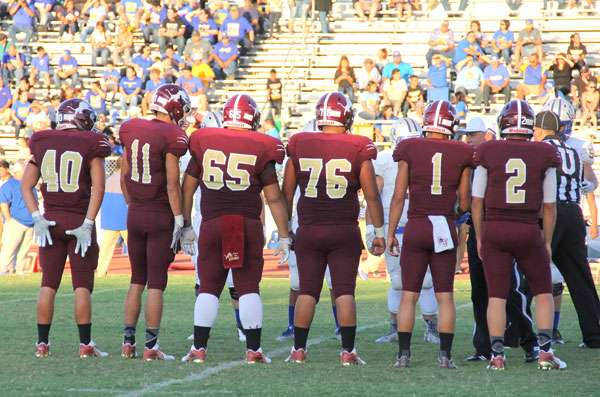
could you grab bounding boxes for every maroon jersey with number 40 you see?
[29,129,111,214]
[119,118,189,211]
[473,139,561,224]
[287,132,378,226]
[186,127,285,221]
[393,138,474,218]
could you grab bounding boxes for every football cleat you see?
[334,327,342,341]
[121,342,137,358]
[143,344,175,361]
[438,352,458,369]
[465,353,490,361]
[246,348,271,364]
[284,347,306,363]
[35,342,51,357]
[393,354,410,369]
[341,348,366,366]
[552,329,565,345]
[79,341,108,358]
[524,346,539,363]
[276,326,294,341]
[375,324,398,343]
[181,347,207,363]
[424,320,440,344]
[487,354,506,370]
[538,349,567,370]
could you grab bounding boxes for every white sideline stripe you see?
[0,288,128,303]
[68,389,233,395]
[120,302,473,397]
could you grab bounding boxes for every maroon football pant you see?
[197,216,264,297]
[295,224,363,301]
[127,207,175,291]
[400,217,457,293]
[481,221,551,299]
[40,211,99,292]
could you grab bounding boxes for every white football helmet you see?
[301,118,318,132]
[390,118,422,145]
[542,98,574,139]
[200,110,224,128]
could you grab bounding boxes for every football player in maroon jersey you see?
[387,100,473,369]
[180,94,291,364]
[472,102,566,370]
[20,99,112,358]
[282,92,385,366]
[119,84,191,361]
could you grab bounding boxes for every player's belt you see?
[395,227,405,234]
[556,200,580,206]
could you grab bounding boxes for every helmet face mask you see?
[390,118,422,145]
[422,100,458,137]
[150,84,192,127]
[315,92,354,132]
[542,97,574,139]
[498,99,535,137]
[56,99,99,132]
[222,94,260,131]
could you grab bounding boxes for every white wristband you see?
[374,226,385,238]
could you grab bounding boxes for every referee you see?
[533,111,600,348]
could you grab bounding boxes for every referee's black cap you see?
[535,110,560,132]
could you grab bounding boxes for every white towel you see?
[428,216,455,253]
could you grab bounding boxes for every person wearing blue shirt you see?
[33,0,53,31]
[140,68,165,115]
[0,161,36,275]
[455,55,484,106]
[427,54,450,88]
[8,0,35,45]
[454,31,485,66]
[0,78,13,125]
[119,66,142,114]
[358,81,381,120]
[382,51,414,83]
[220,6,254,56]
[176,67,207,111]
[185,8,219,44]
[80,0,108,43]
[143,3,167,45]
[491,20,514,66]
[29,46,51,89]
[453,91,468,123]
[118,0,144,26]
[10,90,30,139]
[85,81,107,115]
[210,33,239,80]
[517,53,547,99]
[483,55,511,107]
[53,50,80,89]
[162,45,185,71]
[131,45,153,80]
[1,44,25,85]
[264,118,281,140]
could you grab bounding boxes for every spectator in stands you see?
[45,94,59,127]
[571,65,597,110]
[220,5,254,56]
[90,23,112,67]
[425,19,455,67]
[131,45,153,81]
[566,33,586,70]
[241,0,261,37]
[470,20,489,51]
[141,68,165,115]
[0,34,12,59]
[59,85,74,102]
[118,0,144,28]
[119,65,142,114]
[8,0,35,46]
[374,104,397,141]
[382,69,407,116]
[109,135,122,155]
[10,90,29,139]
[516,53,546,99]
[16,135,29,163]
[375,48,388,74]
[334,55,357,103]
[539,81,562,106]
[1,44,25,87]
[18,78,34,101]
[548,53,574,97]
[440,0,467,16]
[358,81,380,120]
[403,74,425,118]
[210,32,238,80]
[482,54,510,108]
[211,0,231,28]
[158,56,180,83]
[357,58,381,91]
[491,19,513,66]
[316,0,332,34]
[143,1,167,45]
[264,118,280,140]
[33,0,53,32]
[112,20,134,67]
[96,112,113,134]
[191,54,215,88]
[580,81,599,129]
[354,0,380,23]
[158,7,186,55]
[80,0,108,45]
[184,31,213,64]
[29,46,50,90]
[176,66,208,112]
[267,68,283,118]
[390,0,418,22]
[455,55,484,107]
[57,0,79,43]
[25,100,49,136]
[454,31,486,67]
[163,44,186,70]
[288,0,307,34]
[53,50,79,89]
[85,81,107,115]
[267,0,283,38]
[453,91,468,124]
[514,19,543,66]
[185,7,218,45]
[0,78,12,125]
[427,53,450,88]
[382,51,414,84]
[102,60,121,103]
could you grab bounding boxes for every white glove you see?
[581,179,596,195]
[365,225,375,253]
[65,218,94,257]
[274,236,291,264]
[32,211,56,247]
[171,215,184,254]
[180,226,197,256]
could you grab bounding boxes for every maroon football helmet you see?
[223,94,260,130]
[315,92,354,132]
[150,84,192,127]
[422,100,458,136]
[56,98,99,132]
[497,99,535,136]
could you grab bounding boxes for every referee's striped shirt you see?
[546,139,583,203]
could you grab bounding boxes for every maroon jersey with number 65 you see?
[473,139,561,224]
[29,129,111,214]
[287,132,378,226]
[186,127,285,221]
[393,138,474,218]
[119,118,189,211]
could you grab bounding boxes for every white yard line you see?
[0,287,128,303]
[68,389,233,395]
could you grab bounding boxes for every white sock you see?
[194,293,219,327]
[418,287,438,316]
[239,293,263,329]
[387,288,402,314]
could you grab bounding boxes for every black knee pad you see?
[552,282,564,297]
[229,287,239,301]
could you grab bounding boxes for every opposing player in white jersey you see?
[276,118,342,342]
[365,118,440,344]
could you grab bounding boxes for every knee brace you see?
[552,282,564,297]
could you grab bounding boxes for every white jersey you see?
[372,149,408,228]
[566,136,595,165]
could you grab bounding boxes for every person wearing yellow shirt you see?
[191,54,215,89]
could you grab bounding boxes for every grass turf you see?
[0,275,598,396]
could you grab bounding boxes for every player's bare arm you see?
[20,157,42,215]
[471,197,484,260]
[457,167,472,217]
[166,152,183,217]
[85,157,106,221]
[587,192,598,239]
[182,173,199,228]
[387,160,408,256]
[120,147,131,205]
[360,160,385,256]
[281,159,296,223]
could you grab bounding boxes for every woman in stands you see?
[566,33,587,70]
[548,53,574,97]
[58,0,80,43]
[334,55,357,103]
[470,20,490,51]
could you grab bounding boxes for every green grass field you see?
[1,275,599,396]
